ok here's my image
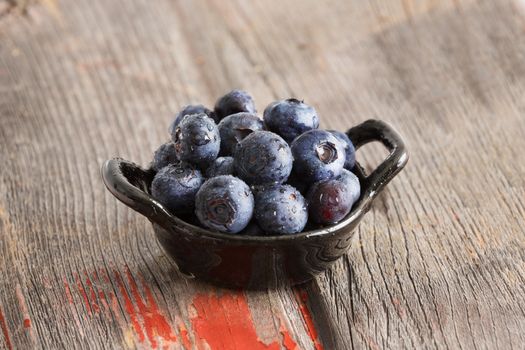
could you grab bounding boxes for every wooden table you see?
[1,0,525,348]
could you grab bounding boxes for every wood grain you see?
[1,0,525,349]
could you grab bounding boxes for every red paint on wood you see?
[63,277,85,337]
[63,278,74,305]
[92,270,100,282]
[99,268,111,283]
[15,284,32,332]
[281,330,298,350]
[96,289,105,305]
[84,272,100,314]
[124,268,177,348]
[0,306,13,350]
[190,292,282,350]
[74,273,92,316]
[295,290,324,350]
[114,270,145,343]
[279,319,298,350]
[107,290,126,327]
[179,322,192,350]
[98,290,108,310]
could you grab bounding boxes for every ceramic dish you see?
[102,119,408,289]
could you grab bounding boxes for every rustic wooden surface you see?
[1,0,525,349]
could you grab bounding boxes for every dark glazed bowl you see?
[102,120,408,289]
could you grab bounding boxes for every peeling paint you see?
[178,322,192,350]
[63,278,74,305]
[0,305,12,350]
[15,284,32,334]
[295,290,323,350]
[124,268,177,348]
[279,318,298,350]
[84,273,100,314]
[190,292,297,350]
[114,270,145,343]
[74,273,92,316]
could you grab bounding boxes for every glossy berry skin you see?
[307,170,360,225]
[234,131,293,185]
[263,98,319,143]
[169,104,217,135]
[195,175,254,234]
[214,90,256,120]
[328,130,356,170]
[218,112,264,156]
[254,184,308,235]
[205,156,234,178]
[291,130,345,184]
[172,113,220,168]
[151,163,204,214]
[337,169,361,204]
[151,142,179,172]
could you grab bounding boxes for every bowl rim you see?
[102,119,408,243]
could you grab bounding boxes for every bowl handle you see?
[347,119,408,198]
[101,158,176,226]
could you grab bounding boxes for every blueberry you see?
[263,98,319,143]
[205,156,234,177]
[151,163,204,214]
[234,131,293,185]
[151,142,179,172]
[254,184,308,235]
[306,171,360,225]
[195,175,254,234]
[218,112,264,155]
[285,172,310,195]
[336,169,361,204]
[172,113,220,168]
[214,90,256,120]
[291,130,345,184]
[328,130,356,170]
[169,104,217,135]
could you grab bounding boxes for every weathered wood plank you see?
[1,0,525,349]
[302,1,525,349]
[0,0,321,348]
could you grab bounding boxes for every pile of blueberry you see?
[150,90,361,236]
